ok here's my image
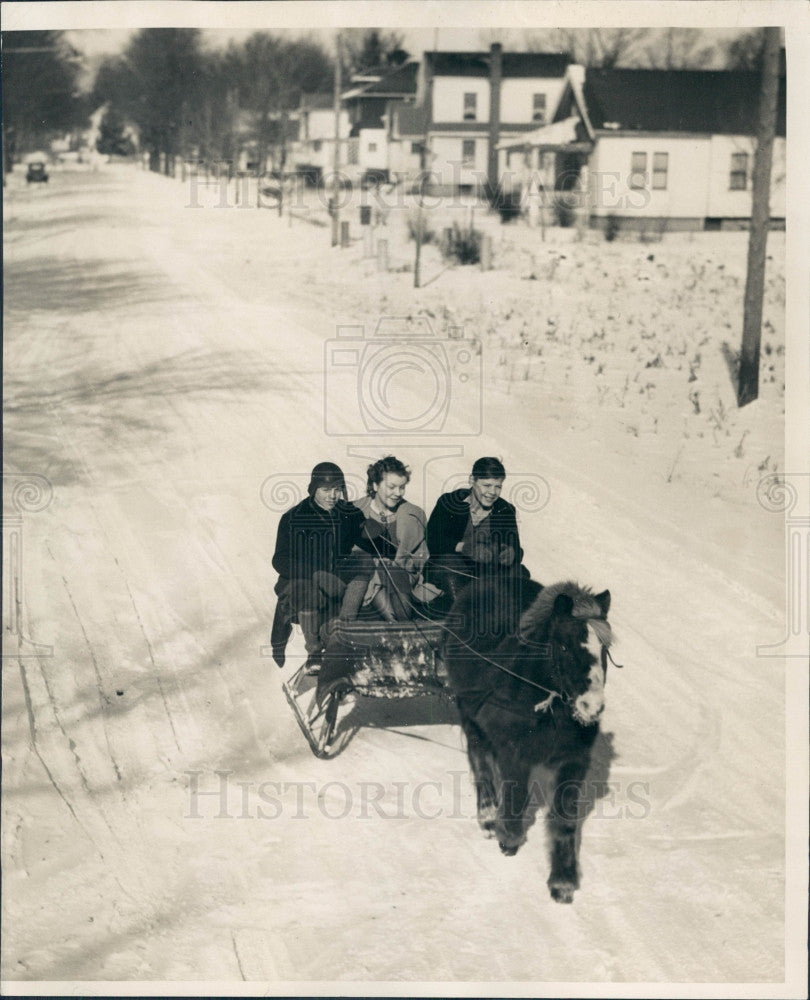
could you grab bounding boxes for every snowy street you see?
[2,163,803,991]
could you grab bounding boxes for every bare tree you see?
[341,28,407,78]
[92,29,205,175]
[724,29,767,70]
[2,30,85,173]
[554,28,649,67]
[523,30,567,55]
[639,29,715,70]
[236,33,332,209]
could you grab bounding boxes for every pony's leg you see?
[546,759,588,903]
[493,752,531,857]
[461,716,498,835]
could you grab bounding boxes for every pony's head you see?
[519,582,613,726]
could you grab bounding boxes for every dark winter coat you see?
[425,488,523,563]
[272,496,365,591]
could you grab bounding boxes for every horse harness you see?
[452,625,621,725]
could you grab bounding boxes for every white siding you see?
[500,78,567,124]
[358,129,388,170]
[589,135,712,219]
[706,135,786,218]
[433,76,568,125]
[433,77,489,122]
[388,138,422,177]
[291,138,338,171]
[430,135,487,187]
[304,108,350,142]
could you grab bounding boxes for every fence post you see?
[340,220,350,248]
[360,204,373,257]
[480,234,493,271]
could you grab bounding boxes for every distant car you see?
[26,161,49,184]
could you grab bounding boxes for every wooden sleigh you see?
[281,613,454,758]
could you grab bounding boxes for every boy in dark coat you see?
[271,462,364,668]
[425,456,525,604]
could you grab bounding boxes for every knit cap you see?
[307,461,346,497]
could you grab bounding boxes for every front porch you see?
[498,116,593,227]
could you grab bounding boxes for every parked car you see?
[26,161,49,183]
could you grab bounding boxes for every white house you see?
[420,46,571,195]
[500,64,787,230]
[341,61,419,180]
[288,93,351,178]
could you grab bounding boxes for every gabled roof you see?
[583,68,786,137]
[360,60,419,96]
[426,51,569,79]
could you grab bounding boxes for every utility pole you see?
[331,31,342,247]
[414,194,423,288]
[414,36,435,288]
[738,27,781,407]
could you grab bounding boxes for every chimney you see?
[567,63,586,91]
[487,42,503,195]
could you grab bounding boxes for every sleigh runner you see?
[281,615,454,758]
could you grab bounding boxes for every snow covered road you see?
[2,164,804,993]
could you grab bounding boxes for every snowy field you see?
[2,162,806,995]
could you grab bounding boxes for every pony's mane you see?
[519,580,612,646]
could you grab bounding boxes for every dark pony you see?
[442,576,613,903]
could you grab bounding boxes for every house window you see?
[730,152,749,190]
[411,141,421,154]
[313,140,322,153]
[629,151,647,189]
[348,138,359,166]
[461,139,476,169]
[463,92,477,121]
[368,142,377,153]
[652,152,668,190]
[532,93,546,123]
